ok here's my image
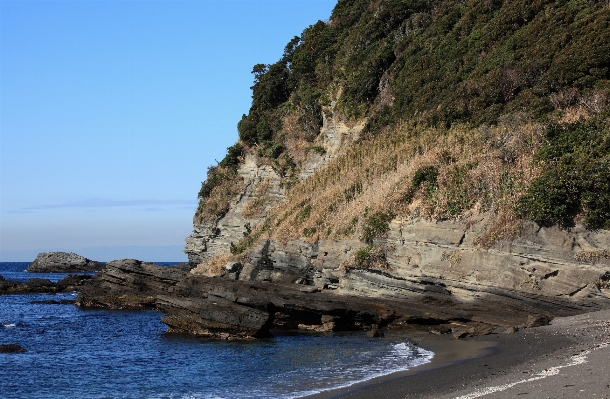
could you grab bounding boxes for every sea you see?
[0,262,434,399]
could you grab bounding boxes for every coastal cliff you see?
[81,0,610,339]
[180,136,610,337]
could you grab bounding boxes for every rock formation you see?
[179,125,610,337]
[27,252,105,273]
[171,95,610,340]
[82,1,610,341]
[75,257,606,340]
[0,274,93,295]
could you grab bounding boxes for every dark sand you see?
[304,310,610,399]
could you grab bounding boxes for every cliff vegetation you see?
[197,0,610,258]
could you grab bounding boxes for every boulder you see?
[27,252,105,273]
[524,314,553,328]
[366,329,384,338]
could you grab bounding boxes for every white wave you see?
[172,340,435,399]
[2,323,16,328]
[288,342,435,399]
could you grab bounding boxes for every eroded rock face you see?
[180,171,610,338]
[184,154,286,266]
[203,217,610,318]
[27,252,105,273]
[184,116,366,267]
[176,109,610,339]
[75,258,576,340]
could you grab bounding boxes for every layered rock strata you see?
[184,116,364,266]
[182,112,610,335]
[27,252,105,273]
[75,258,599,340]
[186,213,610,319]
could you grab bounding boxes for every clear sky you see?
[0,0,336,262]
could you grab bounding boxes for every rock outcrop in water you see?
[27,252,105,273]
[0,274,93,295]
[0,344,27,353]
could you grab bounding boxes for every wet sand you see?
[304,310,610,399]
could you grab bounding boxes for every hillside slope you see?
[185,0,610,314]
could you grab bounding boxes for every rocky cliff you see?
[81,0,610,340]
[183,113,610,324]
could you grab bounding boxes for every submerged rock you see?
[29,299,75,305]
[27,252,105,273]
[0,344,27,353]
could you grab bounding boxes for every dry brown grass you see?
[261,116,543,248]
[190,253,233,276]
[339,244,391,271]
[280,111,320,167]
[551,88,609,123]
[574,249,610,265]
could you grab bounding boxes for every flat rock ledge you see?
[75,259,577,340]
[27,252,105,273]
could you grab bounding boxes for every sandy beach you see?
[305,310,610,399]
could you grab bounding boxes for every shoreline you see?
[299,330,500,399]
[304,310,610,399]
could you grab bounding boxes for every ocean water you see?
[0,262,434,399]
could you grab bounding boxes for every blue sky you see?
[0,0,336,262]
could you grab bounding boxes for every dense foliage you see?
[198,0,610,231]
[238,0,609,135]
[517,116,610,228]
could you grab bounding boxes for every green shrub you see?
[237,114,258,145]
[402,165,438,203]
[272,154,298,178]
[218,143,243,169]
[256,121,273,142]
[198,167,229,199]
[353,244,389,269]
[444,163,478,216]
[230,219,272,255]
[344,181,363,202]
[302,227,317,237]
[517,118,610,228]
[198,144,243,200]
[361,211,395,243]
[257,141,284,159]
[294,204,313,223]
[310,145,326,155]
